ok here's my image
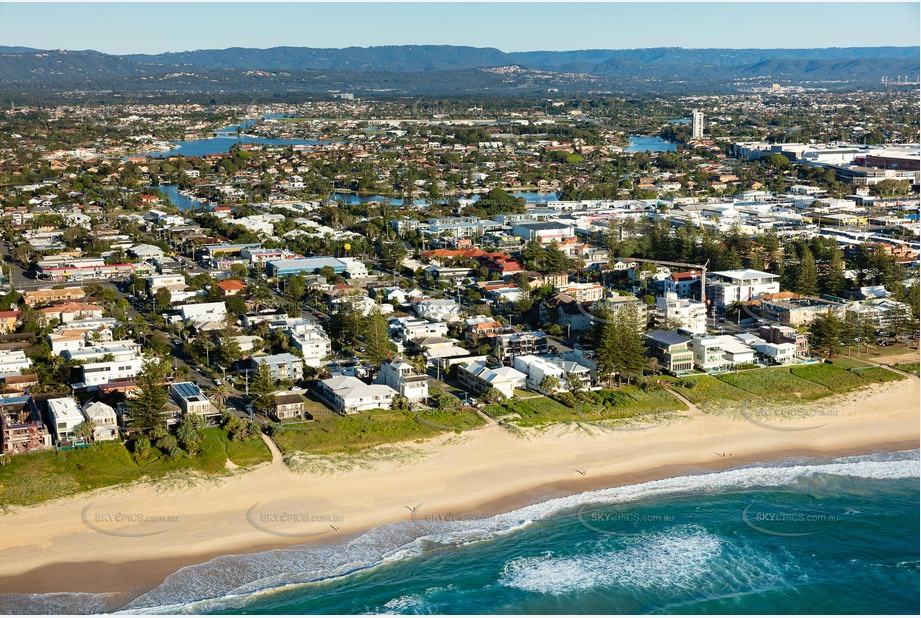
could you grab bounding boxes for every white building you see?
[169,382,216,418]
[48,397,86,444]
[68,343,145,389]
[513,355,566,392]
[689,335,731,372]
[178,301,227,324]
[288,322,331,367]
[81,401,118,441]
[412,298,460,321]
[707,269,780,310]
[691,109,704,139]
[712,335,757,366]
[377,358,429,403]
[654,293,708,334]
[319,376,398,414]
[457,361,527,399]
[0,350,32,376]
[753,341,797,365]
[252,353,304,382]
[554,283,604,302]
[391,316,449,341]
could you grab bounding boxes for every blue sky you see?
[0,2,918,54]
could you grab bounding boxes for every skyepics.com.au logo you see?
[246,500,344,538]
[735,400,838,432]
[81,503,180,537]
[742,495,841,537]
[576,505,677,537]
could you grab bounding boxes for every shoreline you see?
[0,379,917,601]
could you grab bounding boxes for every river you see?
[625,135,677,153]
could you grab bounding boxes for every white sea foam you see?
[9,449,915,614]
[500,526,724,595]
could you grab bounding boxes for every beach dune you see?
[0,378,917,598]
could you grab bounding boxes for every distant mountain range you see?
[0,45,916,97]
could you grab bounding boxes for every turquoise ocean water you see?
[7,450,919,615]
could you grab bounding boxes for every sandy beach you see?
[0,377,917,599]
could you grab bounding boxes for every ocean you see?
[9,450,919,615]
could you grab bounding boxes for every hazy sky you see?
[0,2,918,54]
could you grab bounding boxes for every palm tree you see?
[210,383,231,410]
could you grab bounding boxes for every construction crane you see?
[616,257,710,307]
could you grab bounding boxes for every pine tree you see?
[129,356,171,434]
[249,361,276,415]
[597,317,619,387]
[216,329,242,368]
[614,304,646,385]
[808,313,843,357]
[796,247,819,297]
[825,248,846,296]
[364,306,394,366]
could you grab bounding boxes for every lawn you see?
[717,368,833,401]
[670,375,752,406]
[482,388,687,428]
[790,364,868,393]
[272,407,483,454]
[893,362,920,375]
[830,356,874,369]
[670,364,906,410]
[0,429,266,508]
[850,366,906,384]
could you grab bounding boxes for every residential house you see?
[0,350,32,376]
[47,397,86,445]
[216,279,247,296]
[457,361,527,399]
[513,355,565,392]
[178,301,228,325]
[318,376,398,414]
[377,357,429,403]
[22,286,85,307]
[759,325,809,357]
[272,392,310,421]
[0,396,52,454]
[38,302,104,325]
[0,310,20,334]
[251,353,304,382]
[288,322,331,367]
[689,335,731,372]
[554,282,605,302]
[706,269,780,310]
[81,401,118,441]
[713,335,757,366]
[644,330,695,375]
[170,382,220,423]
